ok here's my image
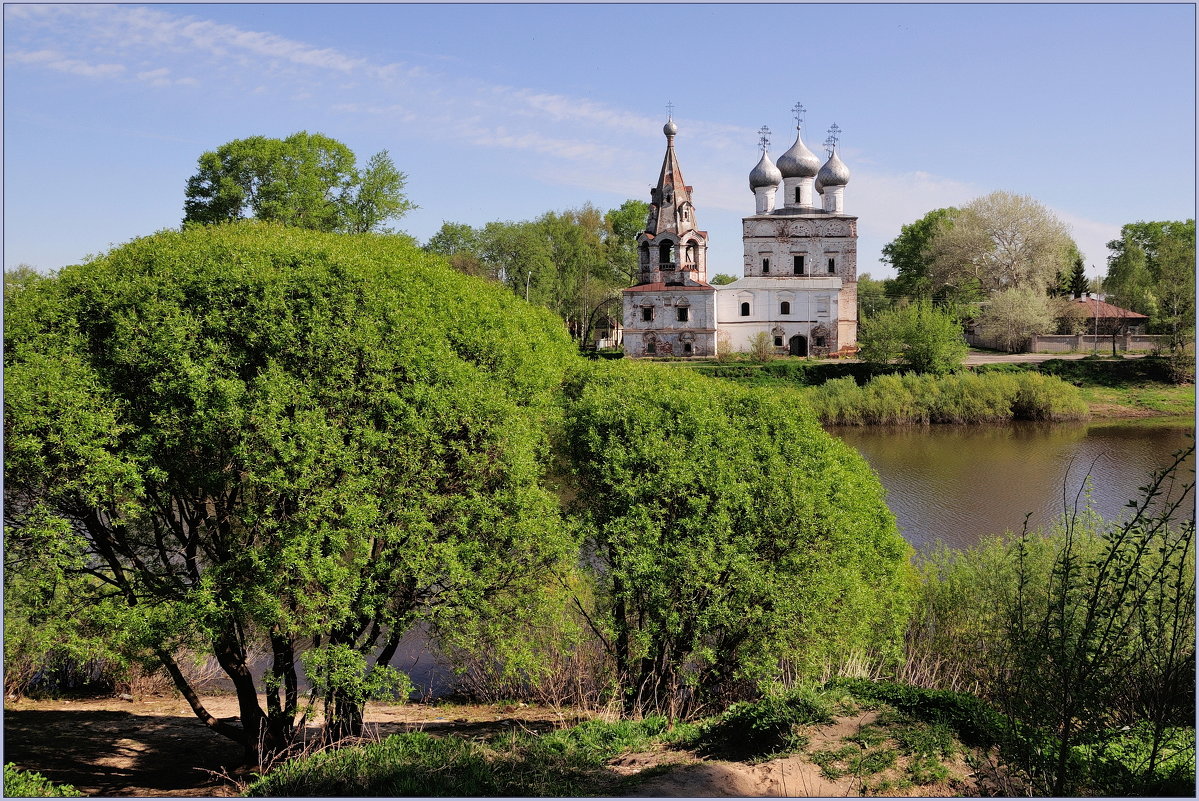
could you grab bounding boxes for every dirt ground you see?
[4,694,981,798]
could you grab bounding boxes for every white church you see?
[622,107,859,358]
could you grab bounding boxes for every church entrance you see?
[789,334,808,357]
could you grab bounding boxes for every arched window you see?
[639,242,650,268]
[740,301,750,317]
[827,257,836,274]
[780,301,791,315]
[685,240,698,265]
[659,240,675,267]
[761,257,770,274]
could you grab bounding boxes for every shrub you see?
[697,686,839,760]
[564,361,914,717]
[3,764,83,798]
[806,371,1087,425]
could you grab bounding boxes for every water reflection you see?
[832,421,1195,554]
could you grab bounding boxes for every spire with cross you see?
[824,123,841,156]
[758,125,771,153]
[666,101,675,120]
[792,101,807,130]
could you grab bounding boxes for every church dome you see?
[749,152,782,190]
[663,119,679,136]
[817,150,850,187]
[777,130,820,178]
[814,175,824,195]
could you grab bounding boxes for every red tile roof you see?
[1072,298,1148,319]
[623,282,715,292]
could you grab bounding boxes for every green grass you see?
[3,764,84,798]
[244,716,693,797]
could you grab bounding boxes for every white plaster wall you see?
[715,278,841,353]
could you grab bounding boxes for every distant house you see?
[1068,296,1149,335]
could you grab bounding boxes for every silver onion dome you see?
[817,150,850,187]
[663,118,679,137]
[749,152,782,190]
[814,175,824,195]
[777,130,820,178]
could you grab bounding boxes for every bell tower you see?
[624,110,717,358]
[636,110,709,286]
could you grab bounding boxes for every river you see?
[831,418,1195,554]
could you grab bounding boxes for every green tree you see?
[1068,252,1089,298]
[603,200,650,284]
[976,286,1060,352]
[183,132,413,233]
[929,192,1075,298]
[859,301,967,374]
[424,222,492,279]
[564,362,914,717]
[709,273,738,286]
[880,208,956,299]
[1104,220,1196,340]
[856,273,893,317]
[4,222,577,763]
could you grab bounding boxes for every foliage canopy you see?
[183,131,414,233]
[564,361,915,717]
[3,221,578,761]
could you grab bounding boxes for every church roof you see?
[777,129,820,178]
[624,281,715,292]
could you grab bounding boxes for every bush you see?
[3,764,83,798]
[859,301,967,374]
[697,686,840,760]
[807,371,1088,425]
[564,361,915,717]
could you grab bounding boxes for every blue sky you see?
[4,3,1195,280]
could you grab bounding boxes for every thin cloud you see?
[8,48,125,78]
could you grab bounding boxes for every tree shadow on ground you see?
[4,709,243,797]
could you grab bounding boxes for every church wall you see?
[623,289,717,357]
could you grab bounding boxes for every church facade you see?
[624,111,859,359]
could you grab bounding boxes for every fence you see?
[1028,333,1169,354]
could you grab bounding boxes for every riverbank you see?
[678,356,1195,422]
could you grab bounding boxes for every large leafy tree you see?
[4,222,577,764]
[564,362,914,717]
[928,192,1075,299]
[1105,220,1196,339]
[976,286,1060,352]
[183,132,414,233]
[880,207,956,300]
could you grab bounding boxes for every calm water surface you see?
[832,420,1195,554]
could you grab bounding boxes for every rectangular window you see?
[684,343,693,354]
[641,307,653,322]
[815,335,826,347]
[794,255,805,275]
[677,307,689,322]
[773,336,783,347]
[762,257,770,274]
[816,296,830,317]
[827,257,836,274]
